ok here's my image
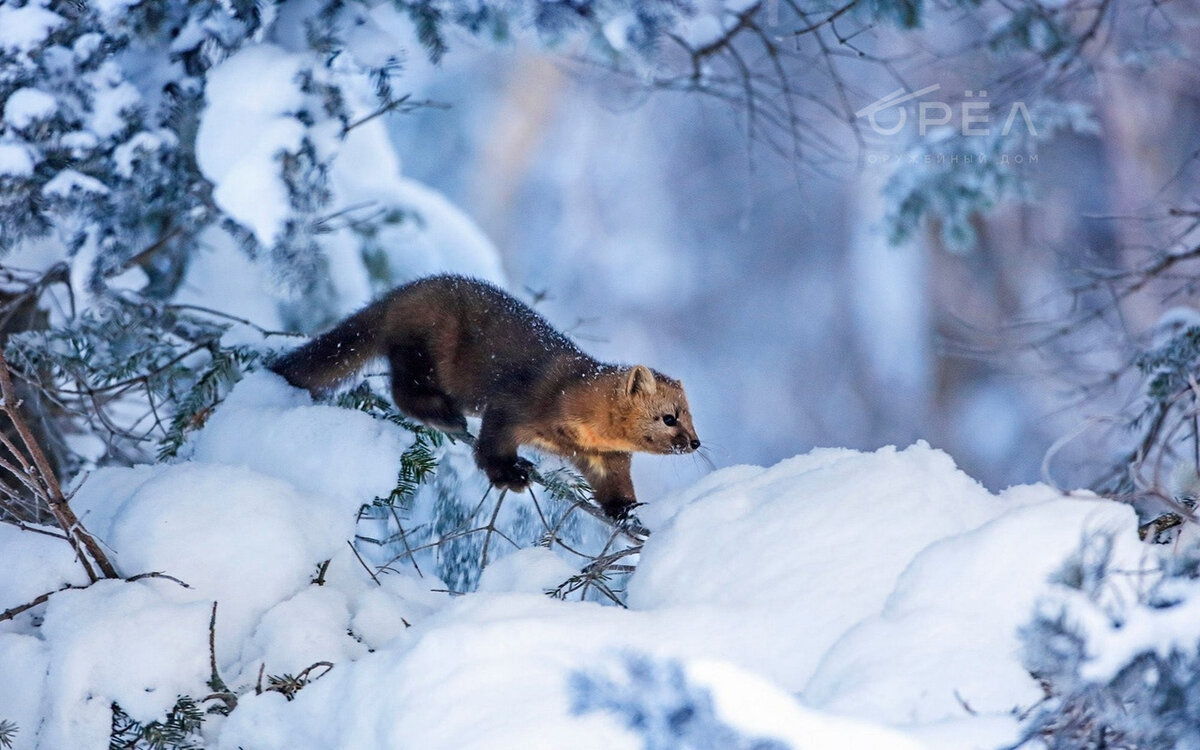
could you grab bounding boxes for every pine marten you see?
[270,275,701,518]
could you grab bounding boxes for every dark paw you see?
[483,456,534,492]
[599,496,641,521]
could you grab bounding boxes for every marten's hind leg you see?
[387,341,467,435]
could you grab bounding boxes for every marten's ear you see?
[625,365,657,398]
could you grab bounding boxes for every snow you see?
[804,494,1144,728]
[324,109,509,294]
[192,37,505,309]
[0,523,84,615]
[602,14,637,51]
[212,440,1141,748]
[196,44,308,248]
[173,227,290,332]
[679,13,725,48]
[0,141,36,177]
[3,88,57,129]
[722,0,760,14]
[113,129,178,178]
[380,176,508,285]
[216,593,922,750]
[188,372,415,504]
[190,39,504,315]
[689,660,925,750]
[0,2,63,54]
[478,547,577,594]
[90,0,141,23]
[58,130,99,156]
[36,579,210,748]
[73,462,354,664]
[1043,569,1200,685]
[0,379,1151,749]
[0,633,48,748]
[83,62,141,139]
[41,169,108,197]
[240,585,368,677]
[628,444,1008,690]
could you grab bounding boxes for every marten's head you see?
[619,365,700,455]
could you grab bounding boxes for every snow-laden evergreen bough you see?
[1018,535,1200,750]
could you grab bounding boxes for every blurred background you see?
[383,19,1200,496]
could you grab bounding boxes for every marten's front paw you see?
[598,495,640,521]
[483,456,534,492]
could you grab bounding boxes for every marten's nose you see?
[690,439,701,450]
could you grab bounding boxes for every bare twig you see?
[347,540,382,586]
[205,601,238,713]
[0,349,117,580]
[0,570,189,623]
[479,489,510,570]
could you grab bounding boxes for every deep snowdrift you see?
[0,373,1150,749]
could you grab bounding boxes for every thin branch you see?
[0,349,118,580]
[348,540,382,586]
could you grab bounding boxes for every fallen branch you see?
[0,349,117,580]
[205,601,237,714]
[0,571,190,623]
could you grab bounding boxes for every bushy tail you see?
[270,303,389,393]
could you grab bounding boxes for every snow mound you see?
[73,462,353,663]
[629,443,1013,690]
[213,442,1142,749]
[1,391,1148,749]
[217,594,923,750]
[36,579,211,748]
[188,372,414,504]
[804,494,1143,727]
[0,523,86,614]
[477,547,577,594]
[0,373,430,748]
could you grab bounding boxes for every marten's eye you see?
[662,414,677,426]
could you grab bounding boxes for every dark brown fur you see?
[270,275,700,518]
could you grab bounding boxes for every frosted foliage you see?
[0,0,530,421]
[884,101,1098,251]
[0,0,693,316]
[1019,538,1200,748]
